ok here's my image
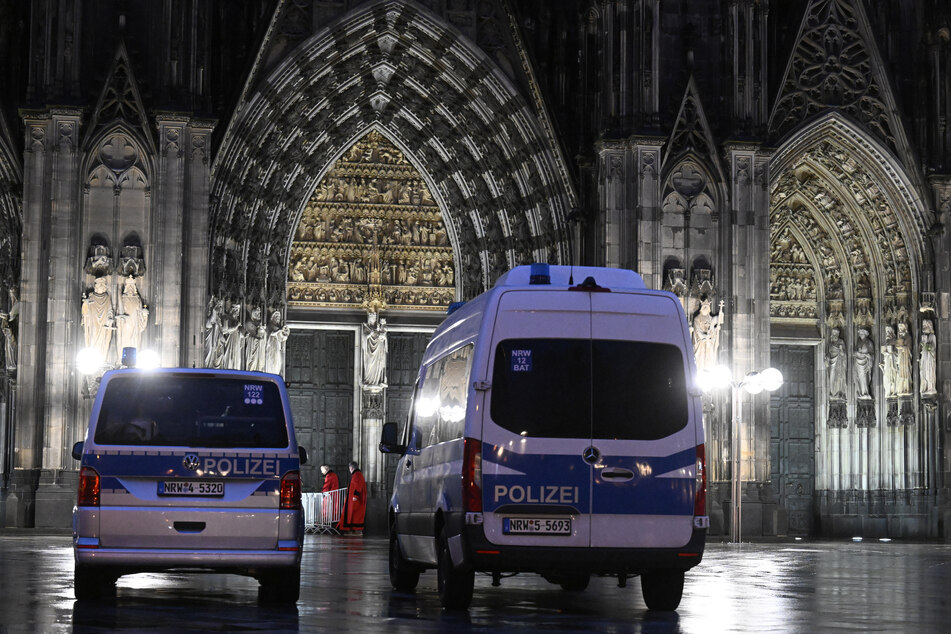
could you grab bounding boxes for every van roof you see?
[493,264,645,290]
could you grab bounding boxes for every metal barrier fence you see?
[303,488,347,534]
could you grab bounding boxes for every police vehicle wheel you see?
[389,532,420,591]
[640,569,684,611]
[74,566,115,601]
[258,567,301,604]
[436,529,474,610]
[557,574,590,592]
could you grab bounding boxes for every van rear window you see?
[491,339,688,440]
[94,375,289,448]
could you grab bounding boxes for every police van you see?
[71,368,306,603]
[379,264,708,610]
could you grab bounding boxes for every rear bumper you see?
[462,522,706,575]
[73,546,302,573]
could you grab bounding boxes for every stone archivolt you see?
[287,132,455,311]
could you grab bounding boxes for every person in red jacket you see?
[319,464,340,527]
[341,461,367,533]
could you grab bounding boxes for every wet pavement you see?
[1,532,949,632]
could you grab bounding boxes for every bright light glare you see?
[696,369,715,393]
[76,348,102,375]
[760,367,784,391]
[415,397,438,417]
[136,349,161,370]
[741,372,765,394]
[438,405,465,423]
[712,365,733,389]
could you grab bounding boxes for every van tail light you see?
[695,444,707,517]
[280,471,302,510]
[77,467,100,507]
[463,438,482,512]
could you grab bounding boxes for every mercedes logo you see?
[582,446,600,465]
[182,454,201,471]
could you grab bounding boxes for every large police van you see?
[72,368,306,603]
[379,264,708,610]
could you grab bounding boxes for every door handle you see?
[600,468,635,482]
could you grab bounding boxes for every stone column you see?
[152,115,188,367]
[928,175,951,536]
[183,120,214,369]
[595,140,636,271]
[725,143,773,534]
[631,138,665,289]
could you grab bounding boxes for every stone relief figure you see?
[82,276,115,364]
[827,327,848,399]
[204,296,225,368]
[853,328,874,399]
[880,325,898,397]
[265,309,291,375]
[691,299,723,372]
[221,302,245,369]
[115,277,149,363]
[0,287,19,372]
[245,305,267,372]
[919,319,937,397]
[895,322,913,395]
[362,311,388,387]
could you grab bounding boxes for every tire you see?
[258,567,301,604]
[640,569,685,611]
[74,566,115,601]
[558,574,590,592]
[436,529,474,610]
[389,533,421,591]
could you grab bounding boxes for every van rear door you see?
[480,290,592,548]
[588,292,698,549]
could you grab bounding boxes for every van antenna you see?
[569,265,574,285]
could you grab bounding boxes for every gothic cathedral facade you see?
[0,0,949,539]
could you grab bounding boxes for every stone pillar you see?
[152,115,188,367]
[183,120,215,369]
[928,175,951,538]
[725,143,773,534]
[631,138,664,289]
[595,140,636,271]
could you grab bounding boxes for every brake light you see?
[77,467,100,507]
[695,444,707,516]
[280,471,302,510]
[463,438,482,512]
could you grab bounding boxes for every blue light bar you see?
[529,263,551,285]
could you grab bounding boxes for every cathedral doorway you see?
[769,344,818,536]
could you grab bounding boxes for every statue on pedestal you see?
[362,311,388,387]
[115,277,149,364]
[82,276,115,365]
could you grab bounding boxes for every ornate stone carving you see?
[115,276,149,364]
[288,131,455,311]
[361,311,388,388]
[919,319,937,397]
[84,243,114,277]
[853,327,874,399]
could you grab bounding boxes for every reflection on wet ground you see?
[1,533,949,632]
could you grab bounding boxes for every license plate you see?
[159,480,224,496]
[503,517,571,535]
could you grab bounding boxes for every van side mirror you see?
[379,422,406,455]
[298,447,308,465]
[71,441,84,461]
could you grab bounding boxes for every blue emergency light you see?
[529,263,551,285]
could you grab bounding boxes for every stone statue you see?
[853,327,874,399]
[880,325,898,397]
[265,309,291,375]
[82,276,115,364]
[245,305,267,372]
[691,299,723,372]
[919,319,937,397]
[362,311,388,387]
[895,322,913,395]
[204,296,225,368]
[0,287,19,372]
[115,277,149,364]
[827,327,847,398]
[221,302,245,369]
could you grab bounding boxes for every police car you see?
[71,368,306,603]
[380,264,708,610]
